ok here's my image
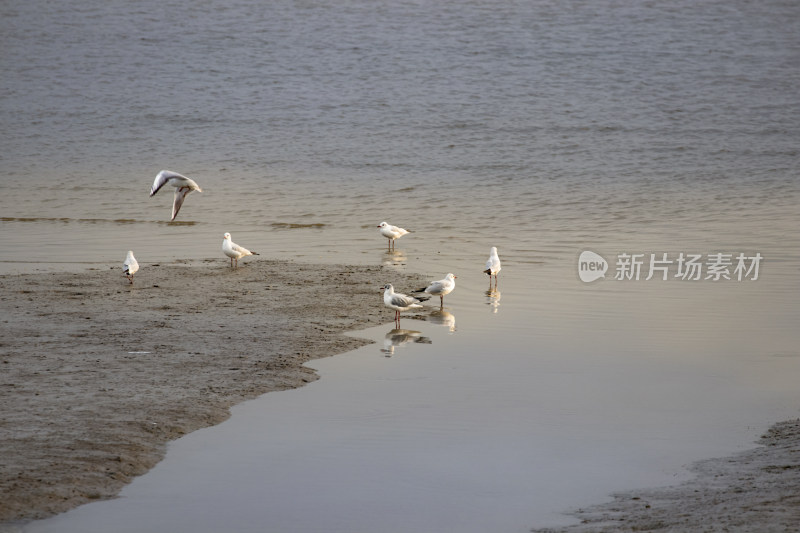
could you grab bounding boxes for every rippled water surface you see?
[2,0,799,531]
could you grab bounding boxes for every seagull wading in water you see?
[149,170,202,221]
[222,232,259,268]
[122,250,139,284]
[413,273,457,306]
[377,221,409,250]
[381,284,429,323]
[484,246,501,285]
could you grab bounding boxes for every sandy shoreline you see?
[0,260,427,526]
[1,261,798,531]
[534,419,800,532]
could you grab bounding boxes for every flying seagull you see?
[149,170,202,221]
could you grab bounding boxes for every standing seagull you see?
[381,284,428,324]
[484,246,501,286]
[122,250,139,284]
[413,273,457,306]
[377,221,409,250]
[149,170,203,221]
[222,232,259,268]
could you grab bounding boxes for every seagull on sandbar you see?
[484,246,501,285]
[413,273,457,306]
[223,232,259,268]
[377,221,409,250]
[149,170,202,221]
[123,250,139,284]
[381,283,428,323]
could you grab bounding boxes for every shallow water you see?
[3,0,800,531]
[19,260,800,532]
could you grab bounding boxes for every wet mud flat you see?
[535,419,800,533]
[0,260,426,524]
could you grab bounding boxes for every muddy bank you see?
[0,260,426,525]
[535,419,800,533]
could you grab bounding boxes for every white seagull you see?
[122,250,139,284]
[149,170,203,221]
[222,232,259,268]
[484,246,501,284]
[381,283,428,323]
[413,273,457,306]
[377,221,409,250]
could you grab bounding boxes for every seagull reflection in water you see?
[427,309,456,332]
[381,329,432,357]
[486,288,501,313]
[382,249,407,269]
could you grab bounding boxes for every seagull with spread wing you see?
[149,170,202,221]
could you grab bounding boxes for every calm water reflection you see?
[381,328,433,357]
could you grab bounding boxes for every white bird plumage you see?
[123,250,139,284]
[484,246,501,285]
[377,221,409,250]
[222,232,258,268]
[149,170,202,221]
[381,283,428,323]
[413,273,457,306]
